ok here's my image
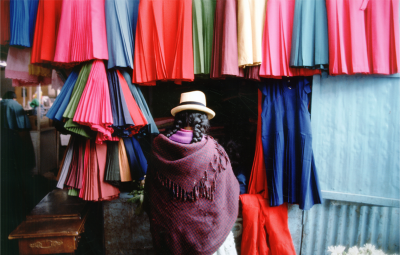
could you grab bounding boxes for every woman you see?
[145,91,240,255]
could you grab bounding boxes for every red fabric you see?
[31,0,63,64]
[259,0,321,78]
[117,70,147,135]
[1,0,10,45]
[133,0,194,85]
[240,194,296,255]
[147,134,239,255]
[247,90,268,197]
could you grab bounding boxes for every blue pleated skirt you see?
[46,68,80,121]
[123,136,147,181]
[105,0,139,69]
[290,0,329,70]
[9,0,39,47]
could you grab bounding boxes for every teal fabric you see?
[290,0,328,70]
[1,99,31,130]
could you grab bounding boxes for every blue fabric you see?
[105,0,139,69]
[120,70,159,135]
[123,136,147,181]
[107,69,134,137]
[290,0,328,70]
[9,0,39,47]
[0,99,31,130]
[259,78,323,210]
[46,69,80,121]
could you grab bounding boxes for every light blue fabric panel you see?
[311,74,400,207]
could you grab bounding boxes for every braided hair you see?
[165,110,210,143]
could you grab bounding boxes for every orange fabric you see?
[240,194,296,255]
[118,139,132,182]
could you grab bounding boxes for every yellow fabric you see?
[118,139,132,182]
[237,0,267,68]
[29,64,52,77]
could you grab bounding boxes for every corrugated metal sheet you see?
[311,74,400,207]
[300,199,400,255]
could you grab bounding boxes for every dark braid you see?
[165,110,210,143]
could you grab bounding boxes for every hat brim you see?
[171,105,215,119]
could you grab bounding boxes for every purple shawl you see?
[146,134,239,255]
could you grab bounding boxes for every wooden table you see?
[9,189,90,255]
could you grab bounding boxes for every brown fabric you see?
[118,139,132,182]
[146,134,240,255]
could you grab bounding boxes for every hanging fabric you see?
[105,141,121,183]
[57,136,75,189]
[210,0,241,78]
[9,0,39,47]
[259,78,323,210]
[290,0,329,70]
[105,0,139,69]
[192,0,216,75]
[120,70,159,135]
[63,62,95,138]
[5,47,51,87]
[1,0,10,45]
[123,136,147,181]
[31,0,63,64]
[237,0,267,68]
[326,0,400,75]
[107,69,134,137]
[118,139,132,182]
[133,0,194,85]
[73,60,115,144]
[65,137,86,189]
[54,0,108,67]
[259,0,321,78]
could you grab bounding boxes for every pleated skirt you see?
[73,60,115,144]
[46,68,80,121]
[105,0,139,69]
[54,0,108,67]
[290,0,329,70]
[107,69,134,137]
[259,0,321,78]
[9,0,39,47]
[1,0,10,45]
[105,141,121,182]
[192,0,216,75]
[325,0,400,75]
[210,0,241,78]
[118,70,147,135]
[57,137,75,189]
[120,70,159,135]
[31,0,63,64]
[63,62,95,138]
[133,0,194,85]
[79,139,120,201]
[65,137,86,189]
[237,0,267,68]
[123,137,147,181]
[118,139,132,182]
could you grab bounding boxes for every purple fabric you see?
[169,129,193,144]
[146,134,240,255]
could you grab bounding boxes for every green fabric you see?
[1,99,31,130]
[68,188,79,196]
[63,62,93,137]
[192,0,216,75]
[105,142,121,182]
[30,98,39,108]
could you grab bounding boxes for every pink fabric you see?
[259,0,321,78]
[326,0,400,75]
[54,0,108,66]
[5,47,51,87]
[73,60,114,144]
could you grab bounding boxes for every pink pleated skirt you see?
[259,0,321,78]
[53,0,108,67]
[326,0,400,75]
[73,60,115,144]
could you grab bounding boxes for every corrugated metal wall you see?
[300,200,399,255]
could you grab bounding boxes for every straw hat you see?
[171,91,215,119]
